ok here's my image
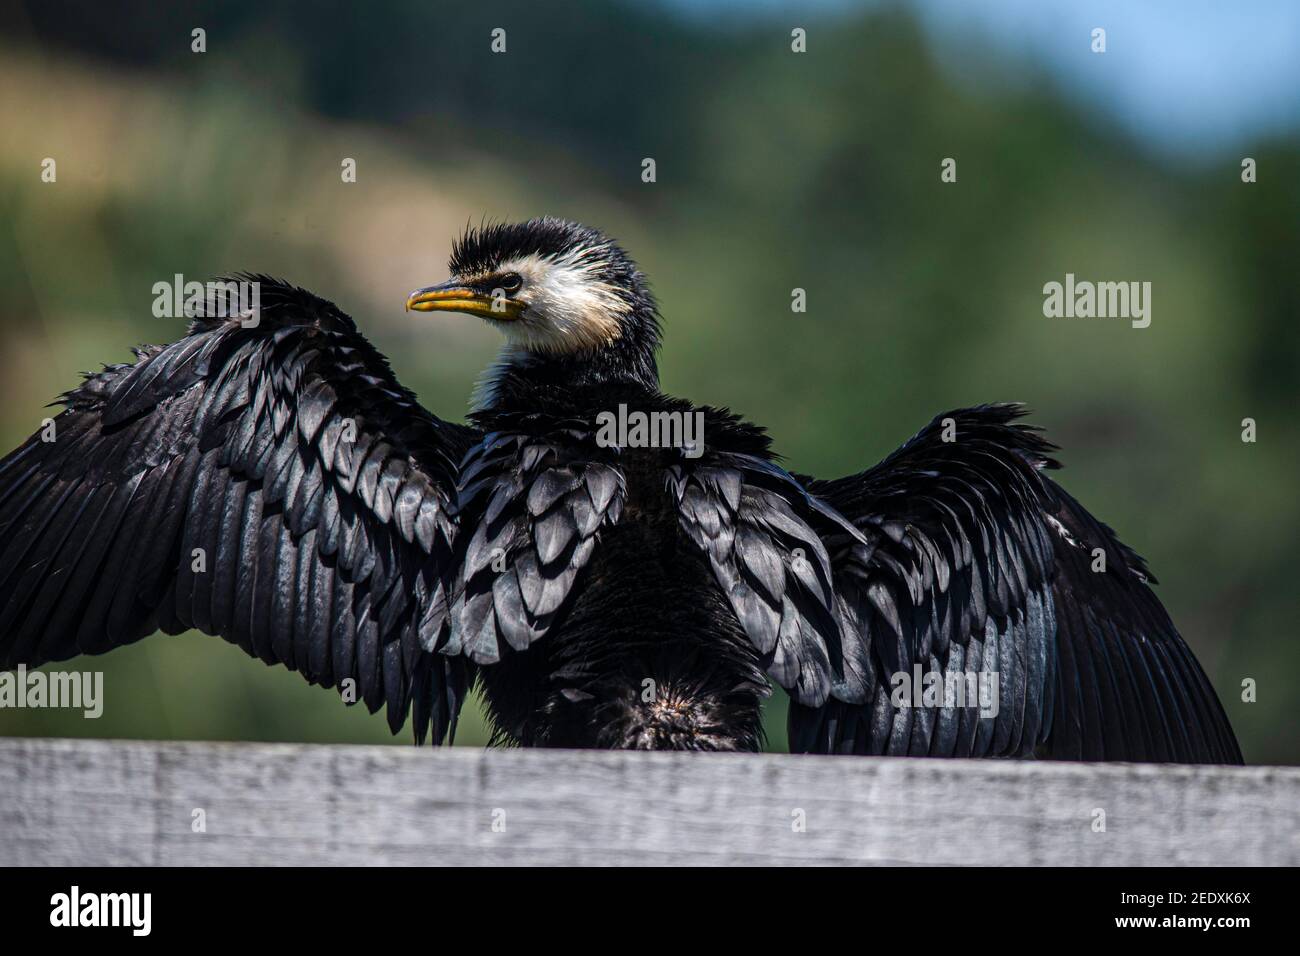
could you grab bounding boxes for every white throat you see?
[493,250,631,354]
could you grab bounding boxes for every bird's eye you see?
[497,273,523,294]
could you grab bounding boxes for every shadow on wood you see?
[1,737,1295,865]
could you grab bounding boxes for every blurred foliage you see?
[0,1,1295,762]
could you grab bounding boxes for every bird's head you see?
[407,217,661,394]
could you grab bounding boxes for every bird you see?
[0,217,1242,761]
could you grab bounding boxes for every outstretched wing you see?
[0,277,475,741]
[791,404,1242,763]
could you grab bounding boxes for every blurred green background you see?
[0,1,1295,762]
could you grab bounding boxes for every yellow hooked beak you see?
[406,281,524,320]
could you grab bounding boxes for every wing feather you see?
[795,404,1241,763]
[0,278,475,742]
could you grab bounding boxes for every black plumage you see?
[0,218,1242,761]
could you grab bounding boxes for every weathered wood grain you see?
[0,737,1294,866]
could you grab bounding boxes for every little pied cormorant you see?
[0,218,1242,761]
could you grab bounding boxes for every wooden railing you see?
[1,737,1295,865]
